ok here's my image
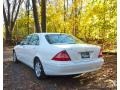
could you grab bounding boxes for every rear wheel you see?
[13,51,18,63]
[34,58,45,79]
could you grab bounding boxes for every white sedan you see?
[13,33,104,79]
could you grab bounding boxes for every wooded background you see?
[3,0,117,51]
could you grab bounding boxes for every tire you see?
[13,51,19,63]
[34,58,45,79]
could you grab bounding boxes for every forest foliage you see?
[4,0,117,51]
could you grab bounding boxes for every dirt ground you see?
[3,47,117,90]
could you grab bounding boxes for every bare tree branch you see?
[11,0,17,21]
[13,0,23,23]
[11,0,23,31]
[6,0,10,25]
[3,5,8,31]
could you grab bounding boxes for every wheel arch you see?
[33,56,43,69]
[33,56,45,75]
[33,56,40,65]
[13,49,15,52]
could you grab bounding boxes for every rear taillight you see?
[98,48,103,58]
[52,50,71,61]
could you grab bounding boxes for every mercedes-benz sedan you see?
[13,33,104,79]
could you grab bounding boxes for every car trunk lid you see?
[53,44,101,61]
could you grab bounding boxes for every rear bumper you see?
[43,58,104,75]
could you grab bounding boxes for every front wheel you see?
[34,59,45,79]
[13,51,18,63]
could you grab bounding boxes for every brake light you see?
[98,48,103,58]
[52,50,71,61]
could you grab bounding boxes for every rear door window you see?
[29,34,39,45]
[20,35,32,45]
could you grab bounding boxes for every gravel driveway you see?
[3,47,117,90]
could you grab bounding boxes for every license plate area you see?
[81,52,90,58]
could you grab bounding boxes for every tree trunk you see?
[74,0,78,36]
[67,0,68,11]
[64,0,66,33]
[32,0,41,33]
[41,0,46,32]
[26,0,30,34]
[5,30,12,45]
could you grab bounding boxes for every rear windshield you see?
[45,34,85,44]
